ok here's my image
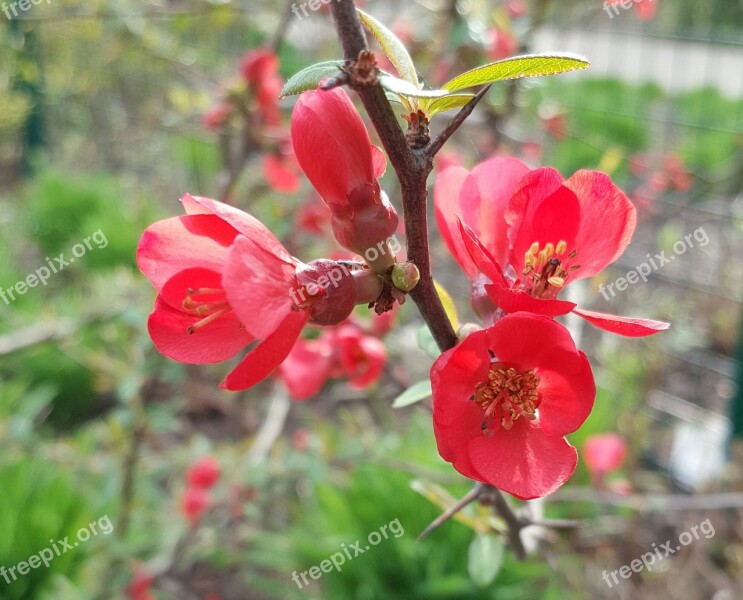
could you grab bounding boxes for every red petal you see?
[468,157,529,267]
[484,312,585,373]
[572,308,670,337]
[507,169,581,272]
[564,171,637,280]
[180,194,294,264]
[484,281,576,317]
[223,235,298,340]
[434,166,477,277]
[537,350,595,437]
[147,295,252,364]
[137,214,237,293]
[458,220,505,284]
[220,310,308,391]
[291,88,379,204]
[430,330,491,427]
[467,419,578,500]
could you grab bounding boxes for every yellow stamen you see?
[543,243,554,258]
[555,240,567,255]
[547,276,566,288]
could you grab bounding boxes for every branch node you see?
[346,50,379,87]
[403,110,431,149]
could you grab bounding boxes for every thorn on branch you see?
[417,483,485,541]
[425,84,492,159]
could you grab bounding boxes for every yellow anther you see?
[528,241,540,255]
[547,276,566,288]
[544,243,554,258]
[536,250,548,268]
[556,240,567,255]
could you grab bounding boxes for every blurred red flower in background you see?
[187,456,221,489]
[181,486,211,526]
[431,313,596,499]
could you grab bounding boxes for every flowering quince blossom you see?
[187,456,221,489]
[276,323,387,400]
[181,485,211,526]
[137,194,382,391]
[241,48,283,126]
[431,312,596,500]
[583,433,628,477]
[291,88,398,263]
[435,156,670,337]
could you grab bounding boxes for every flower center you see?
[521,239,581,299]
[473,359,541,434]
[182,288,232,334]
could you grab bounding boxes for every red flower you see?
[241,49,283,126]
[203,101,233,130]
[262,149,301,193]
[291,88,398,258]
[126,567,155,600]
[137,195,377,391]
[583,433,627,477]
[334,325,387,389]
[187,456,221,489]
[431,313,596,499]
[181,486,211,525]
[606,0,658,20]
[276,336,335,400]
[435,157,670,336]
[486,27,517,61]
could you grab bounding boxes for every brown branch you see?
[425,84,492,159]
[330,0,457,351]
[488,487,528,560]
[418,483,485,541]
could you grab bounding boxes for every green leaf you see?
[421,93,476,117]
[443,53,590,93]
[416,325,439,358]
[280,60,343,98]
[378,74,448,99]
[391,380,432,408]
[467,534,504,588]
[357,8,420,88]
[434,280,459,331]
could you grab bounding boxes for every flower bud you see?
[390,261,420,292]
[291,88,399,258]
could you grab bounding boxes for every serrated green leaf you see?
[434,280,459,331]
[443,53,590,93]
[421,93,476,117]
[357,8,420,88]
[467,534,504,588]
[378,74,448,99]
[391,379,432,408]
[416,325,440,358]
[280,60,344,98]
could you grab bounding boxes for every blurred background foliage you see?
[0,0,742,598]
